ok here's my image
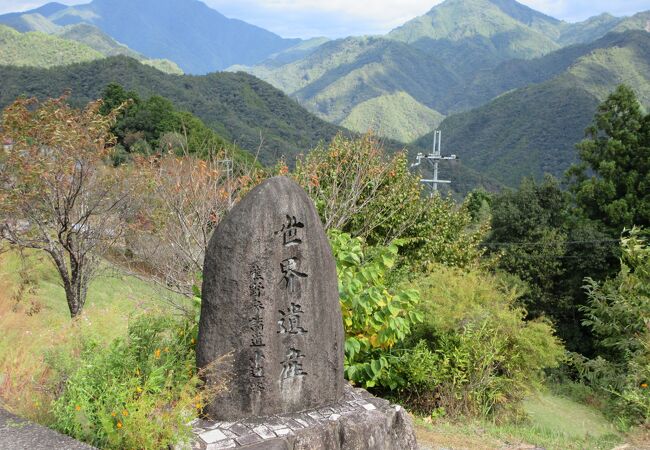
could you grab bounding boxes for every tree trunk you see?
[48,250,88,318]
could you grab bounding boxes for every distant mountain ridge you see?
[0,23,182,74]
[0,0,303,73]
[412,30,650,187]
[236,0,650,143]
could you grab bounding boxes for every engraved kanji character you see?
[280,258,308,293]
[251,349,265,378]
[275,215,304,247]
[281,348,307,379]
[278,303,307,334]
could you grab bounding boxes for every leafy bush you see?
[574,228,650,428]
[52,314,211,449]
[330,230,422,389]
[294,134,486,271]
[396,266,564,419]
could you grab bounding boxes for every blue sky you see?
[2,0,649,38]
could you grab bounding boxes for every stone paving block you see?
[206,439,236,449]
[252,424,276,439]
[235,433,262,446]
[200,428,227,444]
[229,423,250,436]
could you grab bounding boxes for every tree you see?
[123,148,260,300]
[485,176,618,353]
[292,133,485,271]
[568,85,650,233]
[0,96,130,317]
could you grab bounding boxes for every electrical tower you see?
[410,130,457,195]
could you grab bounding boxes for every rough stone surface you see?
[0,408,96,450]
[189,385,418,450]
[197,176,345,420]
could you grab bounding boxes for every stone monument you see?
[195,177,417,449]
[197,176,345,419]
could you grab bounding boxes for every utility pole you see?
[410,130,457,195]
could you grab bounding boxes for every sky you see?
[1,0,649,38]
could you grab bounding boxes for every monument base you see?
[187,385,418,450]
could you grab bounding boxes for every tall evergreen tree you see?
[567,85,650,234]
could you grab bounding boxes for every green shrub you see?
[293,134,486,272]
[398,266,564,419]
[575,228,650,428]
[52,313,206,449]
[330,230,422,389]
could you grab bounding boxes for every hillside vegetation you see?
[236,0,650,144]
[56,23,183,74]
[0,24,102,67]
[411,31,650,187]
[0,56,345,165]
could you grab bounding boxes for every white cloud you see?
[2,0,649,36]
[204,0,650,37]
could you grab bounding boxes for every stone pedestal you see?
[189,385,417,450]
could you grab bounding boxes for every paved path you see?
[0,408,95,450]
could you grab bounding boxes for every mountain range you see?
[237,0,650,143]
[0,0,649,191]
[0,0,303,73]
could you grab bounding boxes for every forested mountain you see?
[0,56,345,165]
[56,24,183,74]
[412,30,650,187]
[0,23,182,74]
[0,0,302,73]
[237,0,650,143]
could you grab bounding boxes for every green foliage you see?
[329,230,422,390]
[100,83,244,161]
[341,92,444,143]
[575,228,650,428]
[485,176,619,353]
[52,313,203,449]
[568,85,650,233]
[294,134,486,270]
[398,266,564,419]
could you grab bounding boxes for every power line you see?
[480,239,620,247]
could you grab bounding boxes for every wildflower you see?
[191,338,196,345]
[136,386,142,393]
[111,412,117,417]
[164,347,169,353]
[75,405,81,411]
[195,403,202,409]
[117,421,123,429]
[642,383,648,388]
[154,349,161,359]
[122,410,129,417]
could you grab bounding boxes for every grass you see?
[0,248,184,423]
[415,392,624,450]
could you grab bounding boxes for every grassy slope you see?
[342,92,444,143]
[0,24,103,68]
[417,392,622,449]
[0,249,182,423]
[0,56,346,166]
